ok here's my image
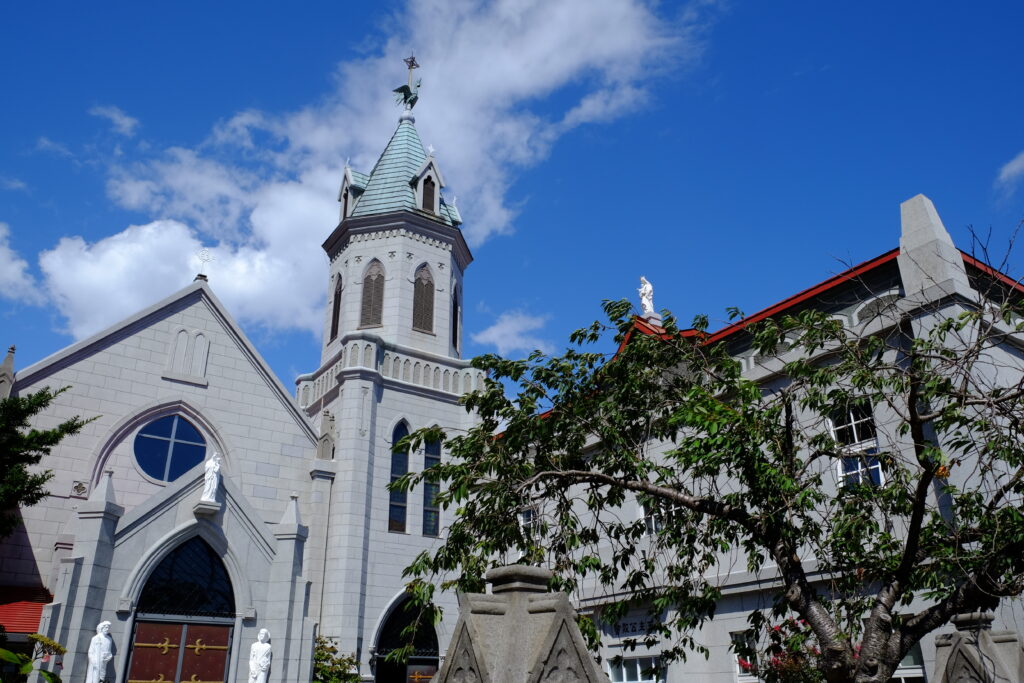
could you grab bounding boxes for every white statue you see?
[200,453,222,503]
[86,621,113,683]
[639,276,655,318]
[248,629,272,683]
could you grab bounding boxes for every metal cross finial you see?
[197,248,214,275]
[403,53,420,87]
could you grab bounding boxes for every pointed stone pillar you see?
[0,345,14,398]
[266,494,310,683]
[49,470,124,683]
[898,194,973,300]
[435,566,609,683]
[932,610,1024,682]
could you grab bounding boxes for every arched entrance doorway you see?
[373,597,439,683]
[125,536,236,683]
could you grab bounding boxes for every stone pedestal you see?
[434,565,609,683]
[192,500,221,517]
[932,611,1024,682]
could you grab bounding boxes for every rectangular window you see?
[641,500,681,536]
[519,506,540,537]
[841,449,883,486]
[607,656,663,683]
[731,631,759,683]
[422,440,441,537]
[830,402,881,487]
[890,642,926,683]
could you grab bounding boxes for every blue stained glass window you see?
[133,415,207,482]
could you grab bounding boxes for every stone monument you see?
[932,610,1024,683]
[433,565,609,683]
[86,620,114,683]
[249,628,272,683]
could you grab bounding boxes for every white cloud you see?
[0,223,46,306]
[36,136,73,157]
[996,150,1024,194]
[89,105,140,137]
[0,177,28,192]
[42,0,714,341]
[472,310,553,356]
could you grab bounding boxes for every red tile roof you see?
[0,586,51,634]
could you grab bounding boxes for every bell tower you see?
[294,59,484,678]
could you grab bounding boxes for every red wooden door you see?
[407,664,437,683]
[126,621,232,683]
[179,624,231,683]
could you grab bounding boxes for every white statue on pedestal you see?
[639,276,655,318]
[86,621,113,683]
[248,629,272,683]
[200,453,222,502]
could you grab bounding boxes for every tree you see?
[311,635,360,683]
[0,633,65,683]
[397,290,1024,683]
[0,387,90,539]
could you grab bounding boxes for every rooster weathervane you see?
[394,54,421,109]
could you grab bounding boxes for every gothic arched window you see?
[342,188,349,218]
[389,422,410,533]
[412,265,434,332]
[137,536,234,618]
[423,436,441,537]
[360,260,385,328]
[329,275,343,341]
[421,176,435,212]
[451,285,461,351]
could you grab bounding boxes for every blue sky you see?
[2,1,1024,386]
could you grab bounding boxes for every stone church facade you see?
[0,99,482,683]
[3,83,1024,683]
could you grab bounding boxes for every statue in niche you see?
[248,629,272,683]
[86,620,114,683]
[200,453,222,503]
[638,276,655,318]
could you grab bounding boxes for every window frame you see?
[412,264,435,333]
[422,437,441,537]
[133,414,207,484]
[730,631,760,683]
[389,422,410,533]
[360,260,385,328]
[828,402,882,487]
[606,656,664,683]
[329,275,343,341]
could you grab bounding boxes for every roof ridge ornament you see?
[395,54,421,123]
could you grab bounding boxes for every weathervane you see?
[197,248,214,276]
[394,54,422,110]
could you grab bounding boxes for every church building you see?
[0,69,482,683]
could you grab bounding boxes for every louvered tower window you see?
[413,265,434,332]
[389,422,409,533]
[342,188,349,218]
[329,275,342,340]
[360,260,385,327]
[422,176,435,212]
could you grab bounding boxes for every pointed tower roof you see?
[346,62,461,227]
[350,119,430,218]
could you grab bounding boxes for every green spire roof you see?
[349,119,460,226]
